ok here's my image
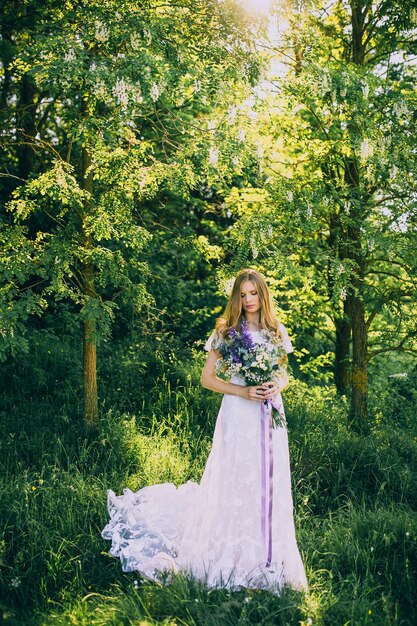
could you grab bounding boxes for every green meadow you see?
[1,332,416,626]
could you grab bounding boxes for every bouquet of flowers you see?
[212,320,288,426]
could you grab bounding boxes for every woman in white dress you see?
[102,268,308,593]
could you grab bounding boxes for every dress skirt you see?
[102,385,308,593]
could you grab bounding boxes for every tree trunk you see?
[83,317,98,428]
[351,1,366,64]
[344,156,369,427]
[334,308,351,395]
[81,138,98,428]
[343,0,369,427]
[347,293,368,431]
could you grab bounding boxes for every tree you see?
[220,0,417,429]
[0,0,260,428]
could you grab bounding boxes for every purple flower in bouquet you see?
[240,319,255,350]
[213,321,288,427]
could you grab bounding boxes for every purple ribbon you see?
[260,400,274,568]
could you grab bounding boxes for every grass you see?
[0,338,416,625]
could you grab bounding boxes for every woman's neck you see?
[244,314,261,329]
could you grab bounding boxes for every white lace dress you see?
[101,324,308,593]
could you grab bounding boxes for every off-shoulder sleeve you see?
[204,330,222,352]
[279,323,294,354]
[204,330,218,352]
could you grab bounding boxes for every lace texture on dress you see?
[101,327,307,592]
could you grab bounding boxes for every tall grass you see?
[0,335,416,625]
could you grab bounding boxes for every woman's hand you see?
[261,381,280,401]
[262,372,289,400]
[242,386,267,402]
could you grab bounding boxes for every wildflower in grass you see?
[10,577,21,588]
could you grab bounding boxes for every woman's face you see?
[240,280,260,315]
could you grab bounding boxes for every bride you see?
[102,268,308,593]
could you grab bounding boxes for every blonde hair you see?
[216,269,282,340]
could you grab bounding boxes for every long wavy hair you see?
[216,269,281,340]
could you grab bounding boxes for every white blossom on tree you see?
[150,82,160,102]
[95,20,109,43]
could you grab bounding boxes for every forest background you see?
[1,0,417,624]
